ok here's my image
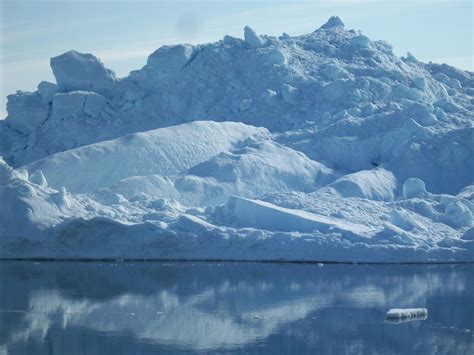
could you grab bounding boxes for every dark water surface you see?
[0,261,473,354]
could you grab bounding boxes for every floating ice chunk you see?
[319,16,344,29]
[386,308,428,322]
[37,81,58,103]
[146,44,195,77]
[244,26,264,49]
[281,84,299,105]
[402,178,427,198]
[50,50,116,93]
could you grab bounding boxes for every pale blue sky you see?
[1,0,472,118]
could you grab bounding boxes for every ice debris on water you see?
[386,308,428,323]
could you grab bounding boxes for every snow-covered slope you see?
[0,17,472,261]
[24,121,270,193]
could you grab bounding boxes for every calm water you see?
[0,261,473,354]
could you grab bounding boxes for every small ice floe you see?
[386,308,428,323]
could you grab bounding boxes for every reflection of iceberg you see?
[2,262,473,354]
[12,289,331,350]
[386,308,428,323]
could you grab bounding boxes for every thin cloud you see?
[0,14,122,46]
[1,58,49,74]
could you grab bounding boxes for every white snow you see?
[24,121,270,193]
[0,17,473,261]
[323,168,399,201]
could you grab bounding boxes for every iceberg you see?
[0,17,473,262]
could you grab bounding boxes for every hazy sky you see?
[0,0,472,118]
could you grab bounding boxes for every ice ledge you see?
[223,196,373,235]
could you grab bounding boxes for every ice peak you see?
[244,25,264,48]
[320,16,345,29]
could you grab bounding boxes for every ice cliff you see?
[0,17,473,261]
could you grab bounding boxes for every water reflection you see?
[0,262,473,354]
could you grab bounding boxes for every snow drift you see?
[24,121,269,193]
[0,17,473,262]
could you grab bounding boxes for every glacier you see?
[0,17,473,262]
